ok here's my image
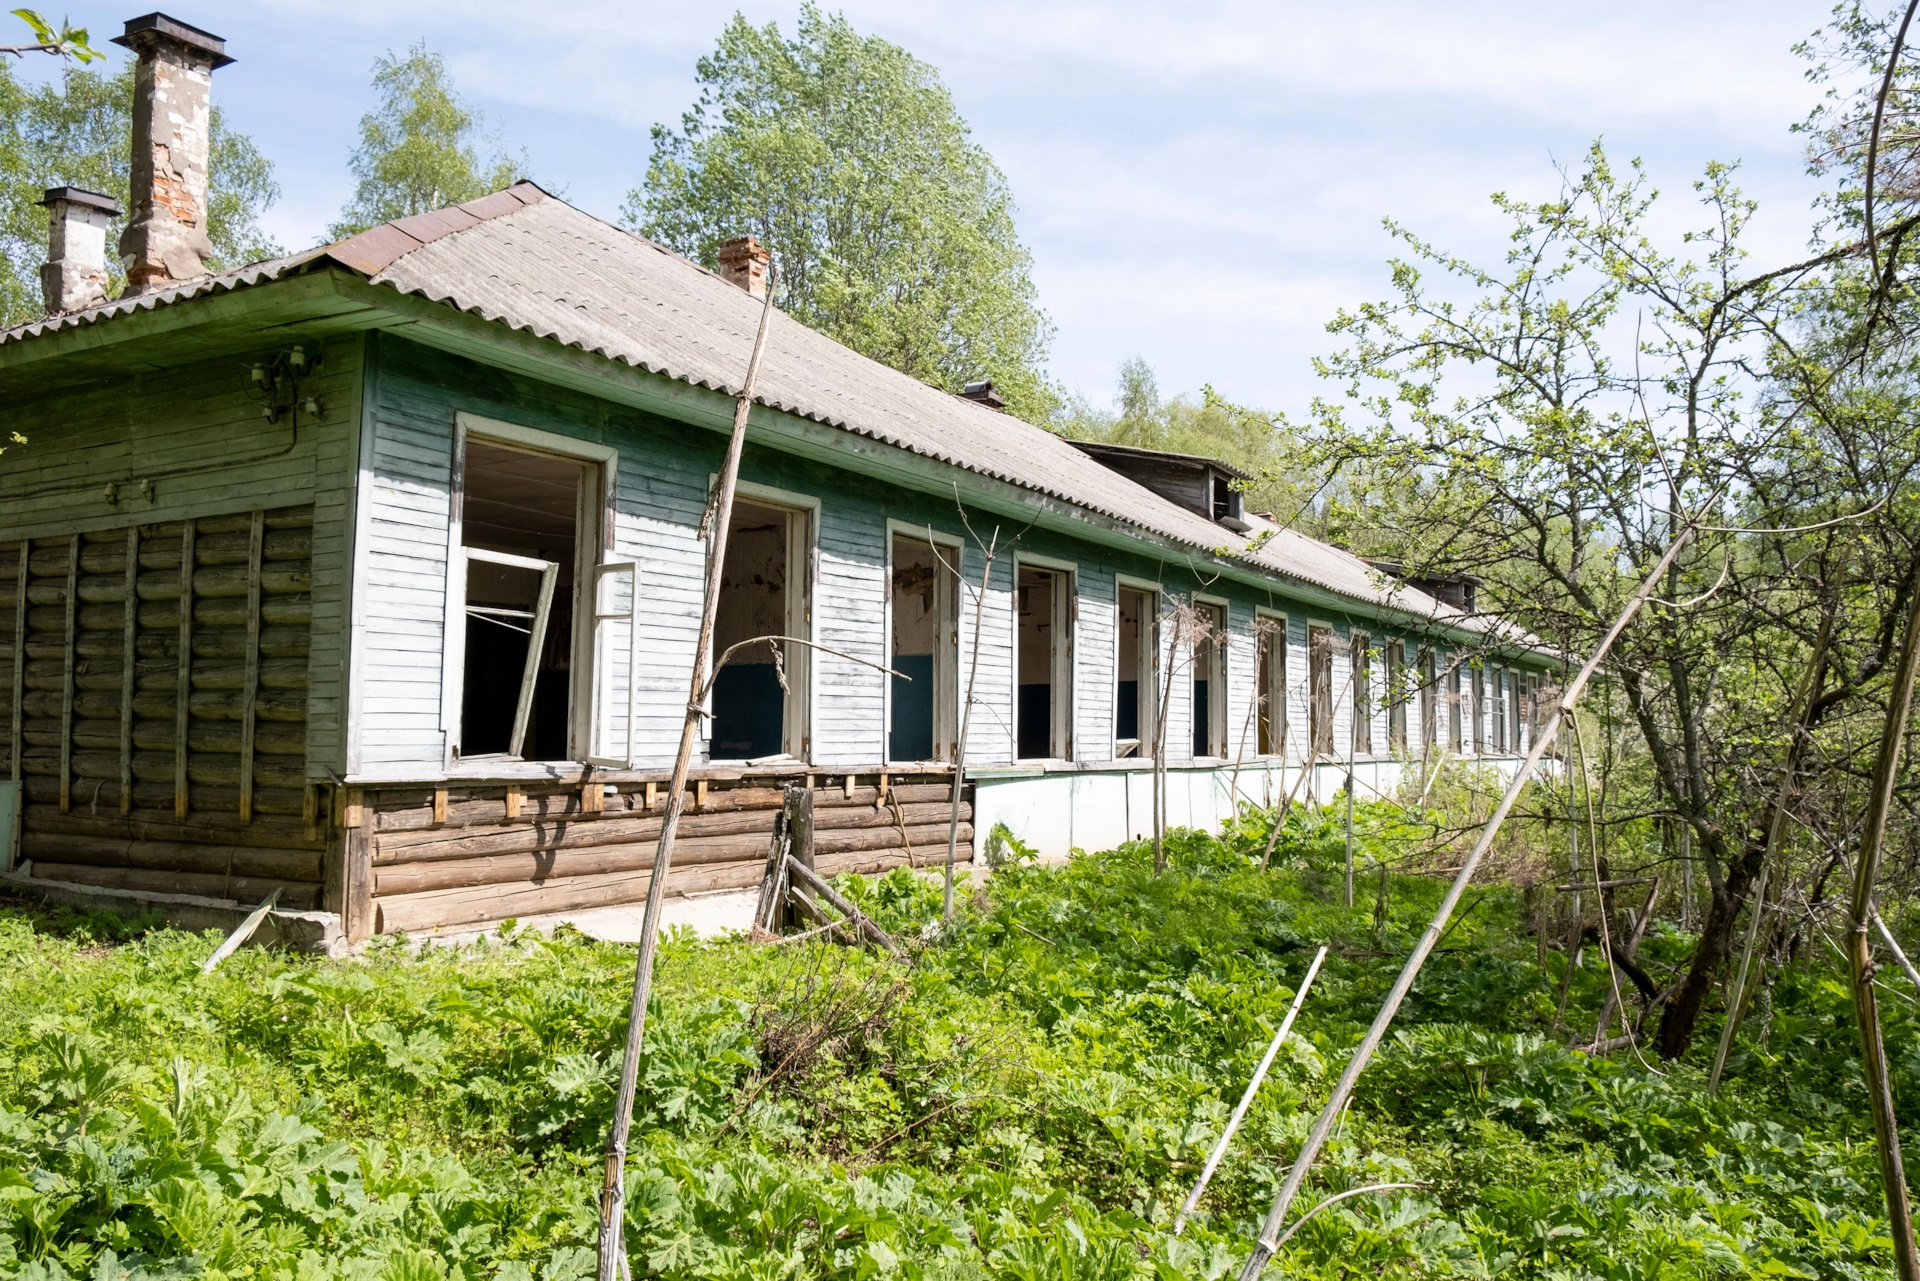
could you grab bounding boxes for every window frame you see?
[441,413,618,771]
[1255,609,1289,758]
[709,479,819,763]
[1350,630,1373,757]
[1115,576,1162,760]
[1192,595,1230,760]
[883,524,961,764]
[1013,554,1077,761]
[1307,622,1335,759]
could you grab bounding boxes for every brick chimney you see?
[38,188,123,315]
[716,236,770,298]
[113,13,233,295]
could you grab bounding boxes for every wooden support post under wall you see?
[119,525,139,816]
[238,510,264,823]
[504,785,522,820]
[9,541,25,786]
[174,520,195,820]
[342,788,374,944]
[59,534,77,812]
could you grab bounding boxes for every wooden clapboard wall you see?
[363,772,968,935]
[0,506,324,907]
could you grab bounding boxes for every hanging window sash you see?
[588,561,641,767]
[463,546,558,760]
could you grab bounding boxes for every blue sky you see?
[17,1,1845,413]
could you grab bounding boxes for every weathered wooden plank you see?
[239,510,264,822]
[26,861,321,910]
[9,540,24,782]
[24,808,323,849]
[174,520,194,818]
[375,798,970,864]
[119,525,138,815]
[23,832,323,881]
[59,534,77,812]
[345,789,374,943]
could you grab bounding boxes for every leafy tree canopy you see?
[329,43,522,239]
[1054,357,1330,529]
[0,59,281,328]
[631,5,1057,424]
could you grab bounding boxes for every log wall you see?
[364,771,969,935]
[2,505,327,909]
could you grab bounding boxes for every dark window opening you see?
[1448,662,1464,752]
[1192,602,1227,757]
[1017,565,1072,759]
[889,535,955,762]
[1117,586,1156,757]
[1387,641,1407,752]
[1257,618,1286,756]
[712,499,806,760]
[1308,625,1334,757]
[458,439,584,762]
[1351,632,1372,755]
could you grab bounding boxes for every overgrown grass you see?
[0,808,1907,1279]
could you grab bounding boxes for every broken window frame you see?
[586,560,641,767]
[1115,581,1160,760]
[1418,647,1437,756]
[441,414,616,770]
[459,546,559,761]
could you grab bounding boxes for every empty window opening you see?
[712,499,809,760]
[1351,632,1372,756]
[1472,665,1486,754]
[1449,662,1465,752]
[1116,587,1156,758]
[1308,625,1334,758]
[458,439,586,761]
[889,535,956,762]
[1491,667,1508,753]
[1419,648,1437,756]
[1387,641,1407,753]
[1192,602,1227,758]
[1016,565,1073,759]
[1257,617,1287,756]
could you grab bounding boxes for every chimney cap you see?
[38,187,123,216]
[960,379,1004,411]
[112,12,234,67]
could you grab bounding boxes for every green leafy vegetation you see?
[0,792,1910,1280]
[328,43,525,241]
[0,57,281,328]
[631,4,1056,425]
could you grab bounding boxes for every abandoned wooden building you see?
[0,14,1553,944]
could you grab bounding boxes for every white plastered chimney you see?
[38,187,123,315]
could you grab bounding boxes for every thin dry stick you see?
[1266,1184,1428,1252]
[1568,714,1658,1075]
[596,269,780,1281]
[1710,592,1834,1094]
[1877,911,1920,993]
[1174,945,1329,1236]
[1237,518,1701,1281]
[940,521,998,919]
[1590,879,1659,1048]
[1846,557,1920,1281]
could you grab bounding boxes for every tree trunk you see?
[1656,841,1763,1060]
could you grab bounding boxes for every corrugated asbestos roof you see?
[2,183,1498,635]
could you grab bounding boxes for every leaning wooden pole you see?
[944,527,998,919]
[1846,567,1920,1281]
[1236,523,1701,1281]
[596,271,780,1281]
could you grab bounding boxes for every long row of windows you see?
[440,423,1540,769]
